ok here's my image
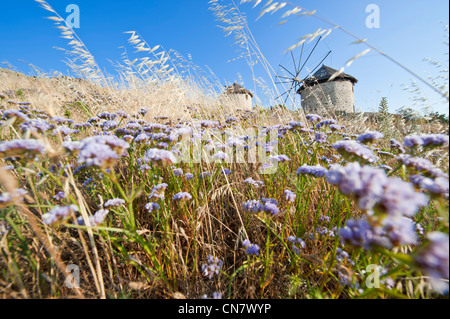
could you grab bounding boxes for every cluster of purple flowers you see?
[75,209,109,227]
[409,175,449,199]
[172,192,192,201]
[20,119,53,133]
[145,202,160,212]
[243,177,264,188]
[413,232,449,294]
[149,183,168,200]
[212,151,229,161]
[53,126,80,137]
[201,292,222,299]
[0,220,10,236]
[296,164,328,177]
[0,188,27,208]
[332,140,377,163]
[42,205,78,225]
[172,168,183,177]
[315,119,337,129]
[404,134,449,148]
[314,132,327,144]
[397,154,448,179]
[142,148,177,166]
[268,154,290,162]
[3,109,30,123]
[53,191,66,201]
[284,189,296,203]
[287,236,306,254]
[242,198,279,215]
[201,255,223,279]
[0,138,46,161]
[305,114,322,123]
[356,131,384,144]
[77,135,129,169]
[98,112,118,121]
[104,198,126,207]
[242,239,260,256]
[326,162,428,216]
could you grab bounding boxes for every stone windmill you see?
[220,83,253,110]
[275,36,358,115]
[297,65,358,114]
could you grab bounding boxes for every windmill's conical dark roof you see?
[299,65,357,92]
[225,83,253,98]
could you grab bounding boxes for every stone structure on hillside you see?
[297,65,357,114]
[220,83,253,110]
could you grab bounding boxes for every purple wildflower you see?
[53,192,65,201]
[20,119,52,133]
[148,183,168,200]
[284,189,296,203]
[414,232,449,294]
[0,189,27,208]
[268,154,290,162]
[221,168,232,175]
[242,239,260,256]
[115,110,129,118]
[314,132,327,143]
[397,155,448,178]
[145,202,160,212]
[101,120,119,131]
[133,133,151,144]
[243,177,264,188]
[143,148,177,166]
[97,112,118,121]
[172,168,183,177]
[42,205,78,225]
[104,198,125,207]
[379,177,429,217]
[3,110,30,123]
[263,202,280,215]
[315,119,337,129]
[296,164,328,177]
[0,139,46,160]
[54,126,80,136]
[287,236,306,254]
[404,134,449,148]
[329,124,342,131]
[78,142,120,169]
[306,114,322,123]
[410,175,449,199]
[173,192,192,201]
[288,121,305,129]
[332,140,377,163]
[75,209,109,226]
[201,255,223,279]
[212,151,229,161]
[242,200,264,213]
[356,131,384,144]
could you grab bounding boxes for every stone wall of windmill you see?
[220,83,253,110]
[298,65,357,115]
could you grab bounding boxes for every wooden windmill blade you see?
[275,36,331,107]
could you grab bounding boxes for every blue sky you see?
[0,0,448,114]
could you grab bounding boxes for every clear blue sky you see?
[0,0,448,114]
